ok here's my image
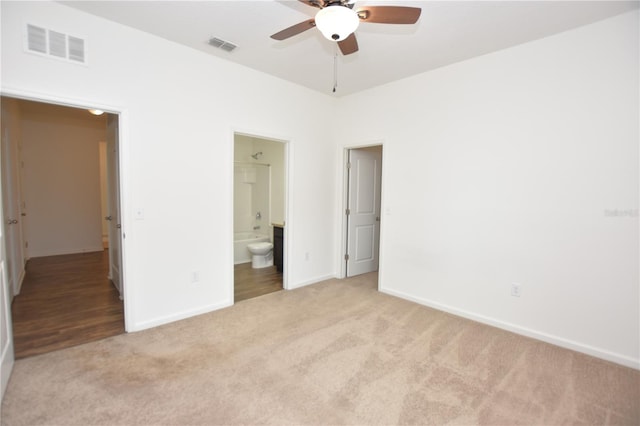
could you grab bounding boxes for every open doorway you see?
[343,145,383,278]
[233,133,287,302]
[0,96,125,358]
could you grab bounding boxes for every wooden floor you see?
[11,255,280,358]
[234,262,283,302]
[11,250,124,359]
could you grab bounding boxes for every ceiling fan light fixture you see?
[315,5,359,41]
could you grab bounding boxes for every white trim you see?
[337,147,350,279]
[288,274,336,290]
[380,286,640,370]
[229,130,235,305]
[0,86,132,333]
[14,267,25,296]
[0,338,14,398]
[0,86,117,115]
[283,140,292,291]
[230,128,292,300]
[27,246,104,258]
[337,140,386,288]
[115,109,131,332]
[130,300,232,332]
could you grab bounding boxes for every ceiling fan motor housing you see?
[315,4,359,41]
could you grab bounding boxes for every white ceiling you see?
[61,0,639,97]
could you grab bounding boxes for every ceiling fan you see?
[270,0,422,55]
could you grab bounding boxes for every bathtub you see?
[234,232,271,265]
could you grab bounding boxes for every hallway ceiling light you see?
[88,109,104,115]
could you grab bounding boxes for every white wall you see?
[20,101,106,257]
[336,10,639,368]
[234,136,253,234]
[235,135,286,226]
[3,1,635,370]
[0,1,337,331]
[254,138,286,227]
[234,135,271,236]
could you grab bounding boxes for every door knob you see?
[376,217,380,222]
[21,213,26,217]
[6,219,18,225]
[116,224,121,229]
[105,215,112,221]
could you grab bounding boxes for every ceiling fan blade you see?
[357,6,421,24]
[338,33,358,55]
[298,0,325,8]
[270,19,316,41]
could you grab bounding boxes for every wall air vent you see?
[208,37,237,53]
[25,24,87,65]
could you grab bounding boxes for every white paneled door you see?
[1,102,25,297]
[346,147,382,277]
[1,168,15,399]
[106,114,122,298]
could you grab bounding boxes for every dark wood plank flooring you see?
[234,263,282,302]
[12,255,281,358]
[11,250,124,359]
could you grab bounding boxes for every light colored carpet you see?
[1,273,638,425]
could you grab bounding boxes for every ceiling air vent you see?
[208,37,237,53]
[68,36,86,63]
[48,30,67,58]
[26,24,47,54]
[25,24,87,65]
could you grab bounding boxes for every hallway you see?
[11,250,124,359]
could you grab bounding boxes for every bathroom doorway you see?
[233,133,287,302]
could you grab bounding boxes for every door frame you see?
[339,142,386,286]
[0,87,132,332]
[230,128,292,301]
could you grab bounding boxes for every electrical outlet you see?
[191,270,200,284]
[511,283,522,297]
[305,252,310,261]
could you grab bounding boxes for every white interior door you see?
[1,101,25,297]
[346,147,382,277]
[106,114,122,297]
[1,168,15,399]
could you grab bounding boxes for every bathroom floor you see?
[234,263,283,303]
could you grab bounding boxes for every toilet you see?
[247,242,274,269]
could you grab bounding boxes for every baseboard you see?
[288,274,336,290]
[1,337,14,402]
[129,300,233,332]
[131,274,336,331]
[28,246,105,258]
[380,286,640,370]
[14,268,25,296]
